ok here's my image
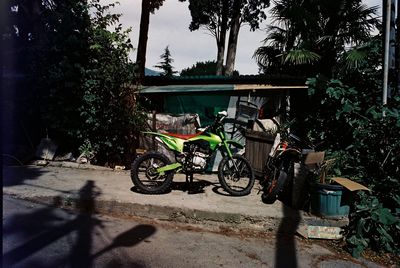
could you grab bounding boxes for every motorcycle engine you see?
[181,141,211,171]
[192,152,208,170]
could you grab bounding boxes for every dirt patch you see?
[314,239,400,267]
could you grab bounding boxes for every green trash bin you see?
[310,183,350,217]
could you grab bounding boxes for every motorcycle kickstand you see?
[184,172,194,192]
[186,173,194,184]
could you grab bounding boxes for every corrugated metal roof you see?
[139,84,307,93]
[140,84,234,93]
[142,74,307,86]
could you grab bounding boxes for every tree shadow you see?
[275,204,301,268]
[3,180,157,267]
[2,165,48,186]
[92,224,156,259]
[2,180,101,267]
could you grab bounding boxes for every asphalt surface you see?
[3,196,383,268]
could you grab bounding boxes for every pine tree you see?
[154,46,177,76]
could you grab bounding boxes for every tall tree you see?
[180,0,229,75]
[136,0,164,82]
[181,0,270,76]
[154,46,177,76]
[2,0,44,73]
[225,0,241,76]
[225,0,270,75]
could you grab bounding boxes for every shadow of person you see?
[91,224,157,259]
[275,204,301,268]
[69,180,102,267]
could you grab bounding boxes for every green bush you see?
[35,0,146,165]
[305,76,400,257]
[347,194,400,258]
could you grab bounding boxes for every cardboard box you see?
[304,151,326,165]
[331,177,370,192]
[304,152,370,192]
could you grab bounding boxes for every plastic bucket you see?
[310,183,350,217]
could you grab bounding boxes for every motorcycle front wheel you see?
[131,152,174,194]
[218,154,255,196]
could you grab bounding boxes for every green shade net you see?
[164,94,231,126]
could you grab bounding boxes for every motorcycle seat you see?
[166,132,202,140]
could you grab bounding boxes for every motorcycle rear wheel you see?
[261,171,287,204]
[261,159,293,204]
[261,160,292,204]
[218,154,255,196]
[131,152,174,194]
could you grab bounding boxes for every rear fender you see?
[278,148,301,163]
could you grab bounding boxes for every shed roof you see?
[140,83,307,94]
[142,74,307,86]
[139,74,307,94]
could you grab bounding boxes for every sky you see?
[107,0,382,75]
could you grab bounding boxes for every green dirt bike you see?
[131,111,255,196]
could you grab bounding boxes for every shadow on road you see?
[3,180,157,267]
[275,205,301,268]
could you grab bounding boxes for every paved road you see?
[3,196,381,268]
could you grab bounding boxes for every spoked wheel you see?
[261,159,291,204]
[218,154,255,196]
[131,152,174,194]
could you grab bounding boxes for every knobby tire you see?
[131,152,174,194]
[218,154,255,196]
[261,160,292,204]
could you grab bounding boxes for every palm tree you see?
[253,0,379,77]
